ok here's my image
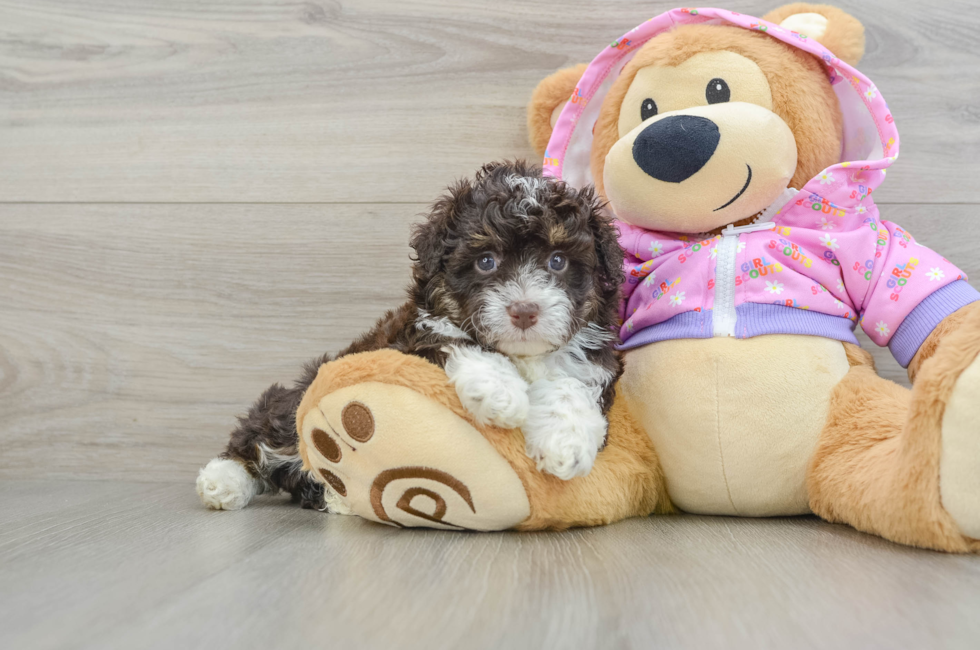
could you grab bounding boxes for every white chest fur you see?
[510,354,550,384]
[509,342,613,404]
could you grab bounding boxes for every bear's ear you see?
[763,3,865,67]
[527,64,588,157]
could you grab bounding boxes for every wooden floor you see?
[2,480,980,650]
[2,1,980,647]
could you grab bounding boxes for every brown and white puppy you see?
[196,161,625,511]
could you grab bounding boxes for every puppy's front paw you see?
[523,378,607,480]
[445,346,529,428]
[459,378,529,429]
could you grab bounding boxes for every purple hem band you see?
[617,310,712,350]
[889,280,980,368]
[735,303,860,344]
[617,304,859,351]
[618,283,980,362]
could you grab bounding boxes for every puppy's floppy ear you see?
[581,186,625,319]
[527,64,588,158]
[410,179,470,283]
[763,3,865,67]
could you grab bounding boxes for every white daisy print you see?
[737,241,747,253]
[643,271,658,286]
[875,320,890,337]
[837,279,846,292]
[710,245,718,259]
[819,233,840,250]
[626,319,634,332]
[926,267,945,282]
[820,217,835,230]
[670,291,686,307]
[856,205,867,214]
[834,299,844,309]
[765,281,785,295]
[865,86,878,100]
[818,170,835,185]
[648,240,664,257]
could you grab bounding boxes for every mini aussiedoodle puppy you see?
[197,161,626,511]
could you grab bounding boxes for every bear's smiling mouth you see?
[713,164,752,212]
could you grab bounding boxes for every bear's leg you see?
[295,349,668,531]
[930,303,980,539]
[808,324,980,552]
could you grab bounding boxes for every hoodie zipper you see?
[712,220,776,338]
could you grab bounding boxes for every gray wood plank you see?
[0,480,978,650]
[2,0,979,203]
[0,203,977,482]
[0,203,420,481]
[0,481,318,650]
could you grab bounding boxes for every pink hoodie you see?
[543,7,978,367]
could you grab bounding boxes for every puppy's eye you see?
[641,98,658,121]
[548,253,567,272]
[475,253,497,274]
[706,78,731,104]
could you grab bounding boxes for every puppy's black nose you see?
[632,115,720,183]
[507,302,539,330]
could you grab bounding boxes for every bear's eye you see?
[640,98,658,121]
[706,78,731,104]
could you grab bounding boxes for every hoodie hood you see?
[543,6,899,212]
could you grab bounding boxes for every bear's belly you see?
[620,335,850,516]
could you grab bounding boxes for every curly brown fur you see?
[207,161,624,509]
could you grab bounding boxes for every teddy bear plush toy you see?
[295,4,980,552]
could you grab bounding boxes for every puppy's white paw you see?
[445,345,529,428]
[196,458,261,510]
[523,378,607,480]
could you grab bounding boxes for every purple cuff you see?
[888,280,980,367]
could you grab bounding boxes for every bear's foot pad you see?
[299,382,531,530]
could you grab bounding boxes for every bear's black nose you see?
[632,115,721,183]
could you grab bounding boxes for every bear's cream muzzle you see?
[603,102,798,234]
